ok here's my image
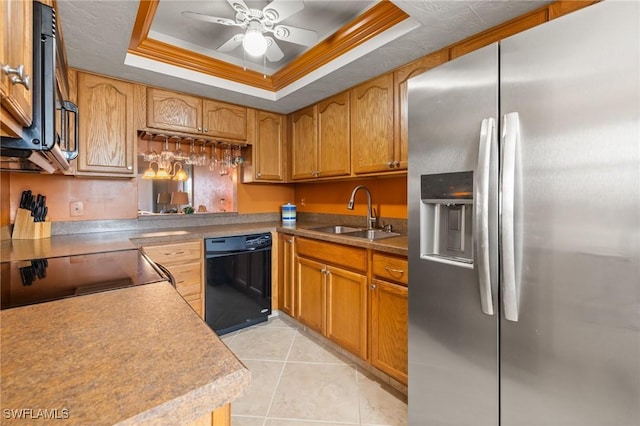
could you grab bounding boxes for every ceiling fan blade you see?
[226,0,250,15]
[218,34,244,53]
[262,0,304,23]
[273,25,318,46]
[265,37,284,62]
[181,11,238,27]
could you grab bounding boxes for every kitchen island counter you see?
[1,220,408,261]
[0,281,249,425]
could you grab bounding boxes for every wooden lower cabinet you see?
[295,256,325,334]
[277,233,296,317]
[370,251,408,385]
[282,234,408,384]
[325,265,368,359]
[369,278,408,385]
[142,240,204,319]
[295,237,368,359]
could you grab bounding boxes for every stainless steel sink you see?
[342,229,401,240]
[309,225,362,234]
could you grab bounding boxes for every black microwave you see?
[0,2,78,173]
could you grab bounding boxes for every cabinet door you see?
[203,100,247,140]
[278,234,296,317]
[1,0,33,130]
[325,265,368,359]
[147,87,202,134]
[317,92,350,178]
[350,74,394,174]
[290,105,317,180]
[295,256,325,334]
[394,50,449,171]
[369,278,408,384]
[254,111,285,181]
[76,73,136,176]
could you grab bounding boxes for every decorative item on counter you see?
[170,191,190,213]
[183,206,195,214]
[13,190,51,239]
[281,202,296,225]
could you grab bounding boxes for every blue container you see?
[281,203,296,224]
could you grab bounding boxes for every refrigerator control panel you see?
[420,172,474,268]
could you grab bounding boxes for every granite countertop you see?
[0,220,408,262]
[0,281,250,425]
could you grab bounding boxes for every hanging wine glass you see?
[209,144,219,172]
[173,138,187,162]
[232,145,244,167]
[143,137,158,162]
[219,144,230,175]
[187,139,198,165]
[197,142,208,166]
[159,136,174,170]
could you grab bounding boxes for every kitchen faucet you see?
[347,185,377,230]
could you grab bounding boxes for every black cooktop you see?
[1,249,167,310]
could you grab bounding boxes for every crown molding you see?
[127,0,410,93]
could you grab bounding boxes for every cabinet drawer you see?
[296,238,366,272]
[144,241,202,265]
[167,262,202,297]
[372,252,408,285]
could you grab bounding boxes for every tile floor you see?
[220,315,408,426]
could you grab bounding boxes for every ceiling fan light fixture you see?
[242,29,268,56]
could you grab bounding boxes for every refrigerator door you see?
[500,2,640,425]
[408,44,499,425]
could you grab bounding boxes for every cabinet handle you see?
[285,239,293,244]
[384,266,405,274]
[3,64,30,90]
[387,161,394,168]
[393,161,400,168]
[370,284,376,290]
[257,172,262,178]
[204,128,209,132]
[163,251,185,256]
[197,127,202,131]
[127,165,133,170]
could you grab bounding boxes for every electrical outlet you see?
[70,201,84,217]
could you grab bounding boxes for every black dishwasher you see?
[204,233,272,335]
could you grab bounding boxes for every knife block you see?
[12,208,51,240]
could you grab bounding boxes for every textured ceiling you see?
[57,0,552,114]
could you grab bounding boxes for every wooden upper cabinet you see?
[203,100,247,140]
[1,0,33,135]
[146,88,203,134]
[393,49,449,170]
[350,74,395,175]
[290,105,317,180]
[253,110,285,181]
[76,72,136,177]
[317,92,350,178]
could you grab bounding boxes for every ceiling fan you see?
[182,0,318,62]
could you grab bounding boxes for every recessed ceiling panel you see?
[151,0,376,74]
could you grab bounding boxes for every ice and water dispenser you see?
[420,171,474,268]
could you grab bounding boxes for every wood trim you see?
[127,0,409,92]
[271,1,409,90]
[547,1,599,19]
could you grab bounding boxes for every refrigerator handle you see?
[501,112,520,322]
[474,118,496,316]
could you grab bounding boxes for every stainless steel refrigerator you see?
[407,2,639,425]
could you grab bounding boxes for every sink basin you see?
[343,229,402,240]
[309,225,363,234]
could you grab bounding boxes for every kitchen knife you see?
[19,190,29,209]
